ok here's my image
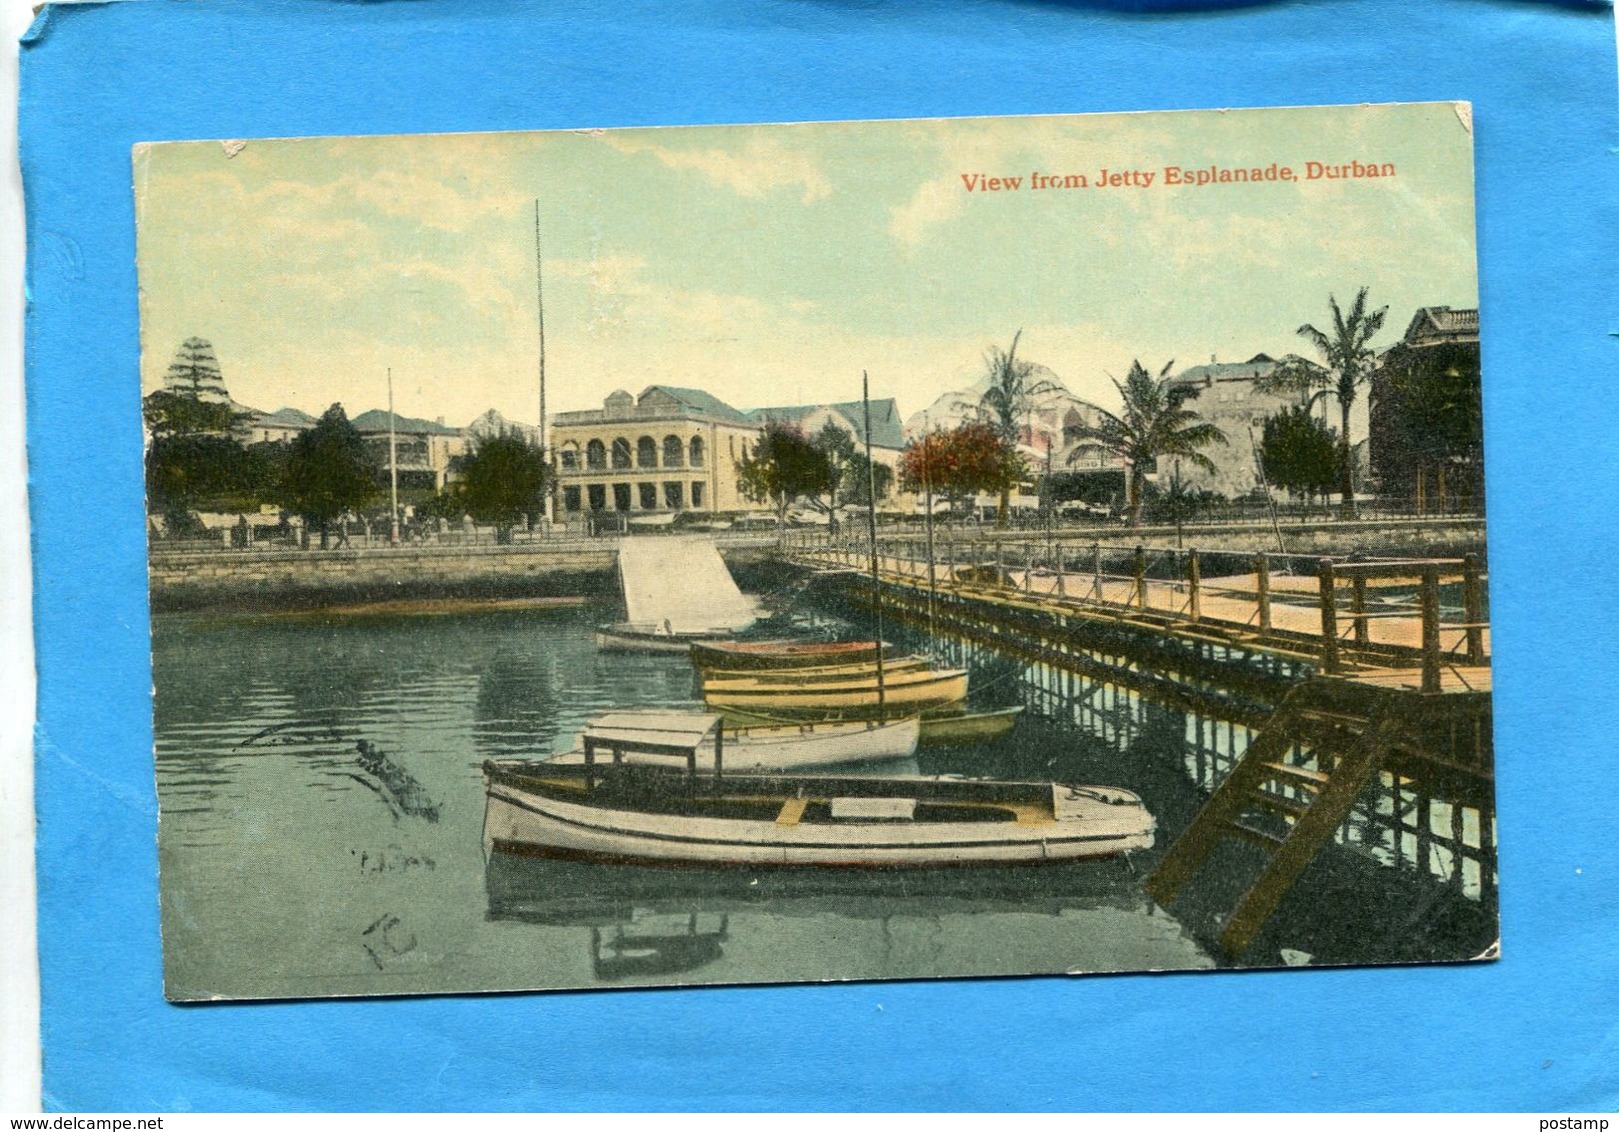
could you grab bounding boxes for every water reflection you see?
[591,915,730,981]
[153,600,1223,999]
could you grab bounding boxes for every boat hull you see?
[548,716,922,772]
[703,669,968,713]
[689,639,889,671]
[594,623,732,654]
[483,769,1154,869]
[725,716,920,769]
[698,656,928,687]
[917,706,1025,747]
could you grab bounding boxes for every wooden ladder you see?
[1145,686,1401,958]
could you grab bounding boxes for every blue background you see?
[20,0,1619,1111]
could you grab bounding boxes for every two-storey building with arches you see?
[550,386,764,517]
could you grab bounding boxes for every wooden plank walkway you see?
[789,542,1491,695]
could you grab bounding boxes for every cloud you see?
[887,176,963,249]
[600,132,832,204]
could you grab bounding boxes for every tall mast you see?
[534,201,552,523]
[387,366,399,546]
[923,412,937,644]
[863,372,885,712]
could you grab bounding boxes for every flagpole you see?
[863,372,886,713]
[534,201,553,525]
[387,366,399,546]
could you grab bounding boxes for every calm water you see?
[153,602,1215,1000]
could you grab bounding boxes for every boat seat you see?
[829,797,916,822]
[775,797,810,826]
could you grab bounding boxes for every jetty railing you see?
[782,530,1488,691]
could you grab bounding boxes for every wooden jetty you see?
[782,531,1494,959]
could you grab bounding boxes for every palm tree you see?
[1261,288,1388,517]
[1070,360,1227,527]
[965,330,1062,527]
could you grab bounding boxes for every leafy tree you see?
[1371,341,1483,509]
[278,404,379,548]
[145,433,271,519]
[141,336,260,520]
[143,390,242,441]
[735,420,832,526]
[1259,406,1340,502]
[1068,360,1227,527]
[795,421,892,530]
[1258,287,1388,516]
[899,422,1024,518]
[454,430,552,544]
[1140,468,1225,526]
[962,331,1061,527]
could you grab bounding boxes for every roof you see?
[1400,306,1479,345]
[250,406,318,429]
[747,398,905,450]
[641,386,753,424]
[349,409,463,436]
[1172,357,1281,385]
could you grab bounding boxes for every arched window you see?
[663,435,684,468]
[636,436,658,468]
[585,439,607,470]
[559,442,580,471]
[611,438,632,469]
[689,436,704,467]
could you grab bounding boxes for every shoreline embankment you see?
[147,538,784,613]
[147,520,1485,613]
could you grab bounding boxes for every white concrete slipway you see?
[617,535,762,635]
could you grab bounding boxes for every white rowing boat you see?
[593,622,733,653]
[482,712,1154,868]
[484,763,1155,868]
[547,710,921,772]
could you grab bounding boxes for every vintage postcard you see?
[135,103,1492,1001]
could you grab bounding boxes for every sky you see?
[134,102,1479,429]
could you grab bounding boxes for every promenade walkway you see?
[787,535,1490,696]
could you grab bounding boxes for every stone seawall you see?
[149,544,621,611]
[148,539,786,612]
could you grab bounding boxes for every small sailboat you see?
[482,714,1155,868]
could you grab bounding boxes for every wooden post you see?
[1092,543,1103,601]
[1186,548,1201,622]
[1421,564,1442,693]
[1056,540,1066,597]
[1255,554,1271,639]
[1351,573,1369,646]
[1024,544,1034,593]
[1415,464,1426,516]
[1437,464,1448,514]
[713,725,724,780]
[947,535,956,585]
[1318,558,1340,673]
[1463,552,1485,664]
[1133,545,1147,609]
[995,541,1004,588]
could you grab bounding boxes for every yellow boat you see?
[698,656,929,687]
[702,666,968,713]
